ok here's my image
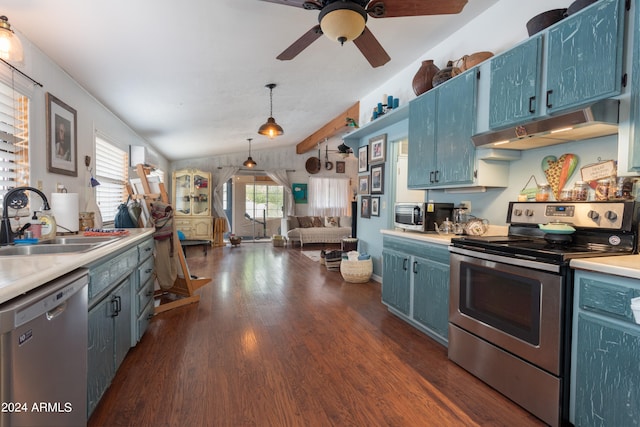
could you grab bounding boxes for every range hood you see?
[472,99,620,150]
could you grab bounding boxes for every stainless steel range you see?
[448,200,639,427]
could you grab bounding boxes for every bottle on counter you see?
[37,210,57,240]
[536,183,551,201]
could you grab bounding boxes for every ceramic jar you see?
[412,60,440,96]
[432,61,461,88]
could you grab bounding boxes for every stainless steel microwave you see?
[394,202,454,232]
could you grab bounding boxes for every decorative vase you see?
[432,61,462,88]
[412,60,440,96]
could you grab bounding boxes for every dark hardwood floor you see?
[88,242,544,426]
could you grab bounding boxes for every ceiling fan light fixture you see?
[258,83,284,139]
[319,2,367,45]
[243,138,257,168]
[0,16,24,63]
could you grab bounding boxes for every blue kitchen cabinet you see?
[381,248,411,315]
[382,235,451,345]
[570,270,640,426]
[628,0,640,171]
[489,36,543,129]
[545,0,626,114]
[412,249,450,342]
[407,70,477,188]
[407,88,437,188]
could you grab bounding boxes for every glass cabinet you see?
[172,169,213,240]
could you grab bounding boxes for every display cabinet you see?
[172,169,213,241]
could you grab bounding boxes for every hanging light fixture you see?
[258,83,284,139]
[0,16,24,63]
[319,1,367,46]
[243,138,257,168]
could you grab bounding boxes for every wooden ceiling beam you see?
[296,102,359,154]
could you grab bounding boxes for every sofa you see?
[281,215,352,247]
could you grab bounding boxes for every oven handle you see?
[448,245,561,273]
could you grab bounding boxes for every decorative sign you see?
[580,160,616,182]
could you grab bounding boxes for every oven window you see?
[460,262,541,345]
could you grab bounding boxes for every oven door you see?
[449,248,564,375]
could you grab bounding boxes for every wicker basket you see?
[340,259,373,283]
[325,250,342,271]
[272,235,285,247]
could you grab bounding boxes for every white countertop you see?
[0,228,154,304]
[381,225,509,246]
[571,254,640,280]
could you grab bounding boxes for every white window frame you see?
[95,134,128,224]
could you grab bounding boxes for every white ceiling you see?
[4,0,498,161]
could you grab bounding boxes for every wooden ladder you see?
[131,164,211,314]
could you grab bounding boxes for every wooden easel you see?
[131,164,211,314]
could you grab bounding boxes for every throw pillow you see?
[325,216,340,227]
[298,216,313,228]
[312,216,324,227]
[340,216,352,228]
[288,216,300,229]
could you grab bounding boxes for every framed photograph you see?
[292,183,308,204]
[371,196,380,217]
[358,175,370,194]
[369,134,386,164]
[370,163,385,195]
[336,161,346,174]
[360,195,371,218]
[46,92,78,177]
[358,145,368,173]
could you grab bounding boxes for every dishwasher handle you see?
[45,301,67,321]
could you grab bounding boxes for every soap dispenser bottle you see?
[38,210,57,240]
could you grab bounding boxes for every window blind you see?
[95,136,128,223]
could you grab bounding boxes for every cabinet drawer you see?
[136,300,155,342]
[137,256,155,290]
[137,238,154,262]
[136,277,154,315]
[579,276,640,324]
[89,246,138,301]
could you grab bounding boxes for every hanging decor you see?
[0,16,23,63]
[243,138,257,168]
[258,83,284,139]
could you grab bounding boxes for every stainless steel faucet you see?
[1,187,51,245]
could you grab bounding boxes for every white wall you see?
[4,33,169,213]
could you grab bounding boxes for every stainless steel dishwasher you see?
[0,268,88,427]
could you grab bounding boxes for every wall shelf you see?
[343,103,409,144]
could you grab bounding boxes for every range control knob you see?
[588,210,600,221]
[605,211,618,221]
[513,209,523,217]
[525,209,535,217]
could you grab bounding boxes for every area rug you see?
[301,250,322,262]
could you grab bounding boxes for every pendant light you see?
[243,138,257,168]
[0,16,23,63]
[258,83,284,139]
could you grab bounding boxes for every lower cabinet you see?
[86,236,155,418]
[175,216,213,240]
[382,235,450,345]
[571,270,640,426]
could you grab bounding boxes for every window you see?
[0,78,29,211]
[245,183,283,219]
[95,136,128,223]
[308,177,351,216]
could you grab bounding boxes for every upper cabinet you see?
[407,89,437,188]
[489,36,543,129]
[545,0,626,113]
[172,169,211,217]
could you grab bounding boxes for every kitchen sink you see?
[37,236,120,245]
[0,235,121,256]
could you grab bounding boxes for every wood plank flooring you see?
[88,243,544,426]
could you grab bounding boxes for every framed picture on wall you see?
[358,175,370,194]
[336,161,346,174]
[371,196,380,217]
[292,183,308,204]
[370,163,384,195]
[358,145,368,173]
[46,92,78,176]
[369,134,386,164]
[361,195,371,218]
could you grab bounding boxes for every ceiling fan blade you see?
[257,0,321,10]
[353,27,391,68]
[367,0,468,18]
[277,25,323,61]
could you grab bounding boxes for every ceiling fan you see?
[259,0,468,68]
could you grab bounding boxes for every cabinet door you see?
[545,0,625,113]
[382,250,411,315]
[628,0,640,171]
[436,71,477,186]
[173,171,192,215]
[113,278,132,370]
[407,89,437,188]
[573,313,640,426]
[412,257,450,340]
[192,172,211,216]
[87,296,115,416]
[489,36,542,129]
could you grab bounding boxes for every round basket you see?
[340,259,373,283]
